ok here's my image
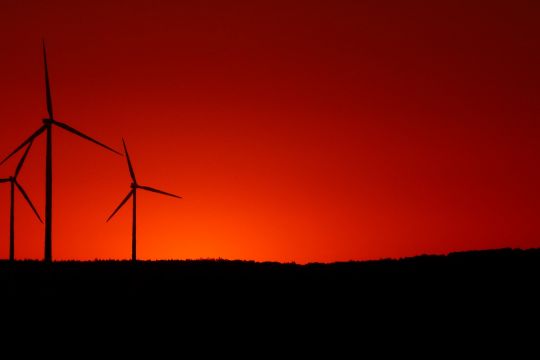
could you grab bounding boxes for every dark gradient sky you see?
[0,0,539,262]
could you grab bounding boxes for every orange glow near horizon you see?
[0,0,539,263]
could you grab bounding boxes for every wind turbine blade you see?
[14,140,34,178]
[15,181,43,223]
[122,138,137,183]
[52,120,122,155]
[107,190,134,222]
[0,178,10,183]
[0,125,46,166]
[43,40,54,119]
[138,185,182,199]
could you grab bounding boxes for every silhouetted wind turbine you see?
[0,40,121,262]
[0,141,42,261]
[107,139,181,261]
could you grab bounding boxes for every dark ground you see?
[1,247,539,303]
[2,248,538,345]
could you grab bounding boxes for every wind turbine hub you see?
[131,183,137,189]
[42,118,53,125]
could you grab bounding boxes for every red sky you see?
[0,0,539,263]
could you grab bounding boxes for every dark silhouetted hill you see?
[1,248,539,304]
[2,247,539,343]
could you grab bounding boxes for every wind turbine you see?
[0,41,121,262]
[107,139,181,261]
[0,141,43,261]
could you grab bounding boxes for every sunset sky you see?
[0,0,538,262]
